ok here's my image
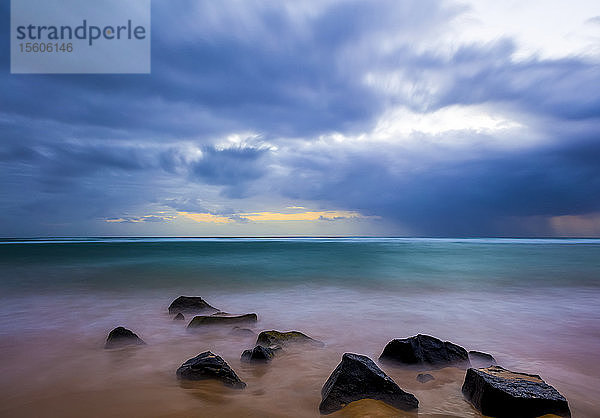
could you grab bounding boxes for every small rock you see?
[104,326,145,349]
[416,373,435,383]
[173,313,185,321]
[379,334,470,369]
[187,313,257,328]
[319,353,418,415]
[241,345,275,363]
[462,365,570,417]
[468,350,496,368]
[256,330,324,348]
[168,296,218,314]
[230,327,255,337]
[176,351,246,389]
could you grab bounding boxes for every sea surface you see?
[0,237,599,417]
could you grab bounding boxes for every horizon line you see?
[2,235,600,240]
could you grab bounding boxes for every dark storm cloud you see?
[189,146,268,185]
[1,0,599,236]
[437,46,600,121]
[277,133,600,236]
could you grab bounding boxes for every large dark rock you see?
[241,345,275,363]
[319,353,418,415]
[256,330,324,348]
[168,296,218,314]
[379,334,470,369]
[462,366,570,417]
[176,351,246,389]
[187,313,257,328]
[104,326,145,349]
[469,350,497,368]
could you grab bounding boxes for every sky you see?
[1,0,600,237]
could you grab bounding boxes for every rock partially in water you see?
[319,353,419,415]
[187,313,257,328]
[468,350,496,368]
[230,326,255,337]
[173,313,185,321]
[241,345,275,363]
[256,330,324,348]
[176,351,246,389]
[462,366,570,417]
[416,373,435,383]
[104,326,146,349]
[379,334,470,369]
[168,296,218,314]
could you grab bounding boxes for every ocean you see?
[1,238,599,417]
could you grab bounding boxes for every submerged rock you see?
[187,313,257,328]
[379,334,470,369]
[462,366,570,417]
[256,330,324,348]
[104,326,145,349]
[468,350,496,368]
[168,296,218,314]
[241,345,275,363]
[319,353,419,415]
[176,351,246,389]
[173,313,185,321]
[416,373,435,383]
[230,326,255,337]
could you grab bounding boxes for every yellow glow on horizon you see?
[178,210,373,224]
[239,210,364,221]
[178,212,233,223]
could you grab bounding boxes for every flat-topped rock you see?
[462,366,570,417]
[176,351,246,389]
[379,334,469,369]
[319,353,419,415]
[241,345,275,363]
[168,296,218,314]
[256,330,324,348]
[468,350,496,368]
[187,313,257,328]
[104,326,145,349]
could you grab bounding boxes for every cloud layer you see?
[1,0,599,236]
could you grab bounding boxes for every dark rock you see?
[469,350,496,368]
[104,326,145,349]
[173,313,185,321]
[230,326,255,337]
[319,353,419,415]
[168,296,218,314]
[241,345,275,363]
[379,334,470,369]
[187,313,257,328]
[462,366,570,417]
[256,330,324,348]
[176,351,246,389]
[416,373,435,383]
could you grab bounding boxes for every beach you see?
[1,238,599,417]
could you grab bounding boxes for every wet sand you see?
[1,286,599,417]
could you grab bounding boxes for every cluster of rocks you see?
[103,296,571,417]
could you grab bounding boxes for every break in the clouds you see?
[1,0,600,237]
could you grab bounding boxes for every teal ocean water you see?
[1,238,599,417]
[2,237,599,292]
